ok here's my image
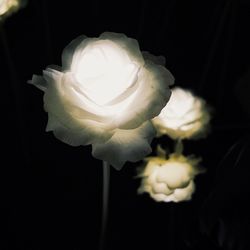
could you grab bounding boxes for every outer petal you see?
[157,164,191,189]
[173,181,195,202]
[62,32,144,72]
[150,193,168,202]
[115,60,174,129]
[142,51,166,66]
[92,121,156,170]
[152,182,173,195]
[100,32,144,66]
[28,74,47,92]
[42,68,114,145]
[61,35,88,71]
[28,65,61,91]
[46,114,93,146]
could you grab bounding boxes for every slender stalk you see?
[174,139,183,155]
[99,161,110,250]
[167,204,175,250]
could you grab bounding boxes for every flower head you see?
[29,32,174,169]
[138,153,204,202]
[153,87,210,140]
[0,0,25,21]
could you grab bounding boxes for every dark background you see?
[1,0,250,249]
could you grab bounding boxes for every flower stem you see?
[168,204,175,250]
[99,161,110,250]
[174,139,183,155]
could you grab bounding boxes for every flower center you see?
[73,40,139,106]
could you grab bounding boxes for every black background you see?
[1,0,250,249]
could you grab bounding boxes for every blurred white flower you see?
[153,87,210,140]
[0,0,25,21]
[138,153,204,202]
[29,32,174,169]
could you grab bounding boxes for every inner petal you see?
[74,40,139,105]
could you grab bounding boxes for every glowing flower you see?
[153,87,210,140]
[0,0,25,21]
[29,32,174,169]
[138,153,203,202]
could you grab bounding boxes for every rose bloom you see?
[0,0,25,20]
[138,153,204,202]
[29,32,174,169]
[153,87,210,140]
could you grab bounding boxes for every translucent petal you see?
[28,75,47,92]
[43,68,114,144]
[92,121,155,170]
[61,35,88,71]
[142,51,166,66]
[100,32,144,66]
[115,61,174,129]
[46,114,93,146]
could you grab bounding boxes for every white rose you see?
[29,32,174,169]
[0,0,24,20]
[138,154,203,202]
[153,87,210,140]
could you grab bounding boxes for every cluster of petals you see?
[153,87,210,140]
[30,32,174,169]
[138,153,203,202]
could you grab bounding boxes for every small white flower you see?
[0,0,25,21]
[29,32,174,169]
[153,87,210,140]
[138,153,203,202]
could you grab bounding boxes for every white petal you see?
[100,32,144,66]
[92,121,156,170]
[173,181,195,202]
[152,182,173,195]
[59,73,139,130]
[61,35,88,71]
[46,114,93,146]
[28,65,63,91]
[43,68,114,144]
[150,193,168,202]
[142,162,163,177]
[115,61,174,129]
[60,73,116,124]
[142,51,166,66]
[28,75,47,91]
[156,163,192,189]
